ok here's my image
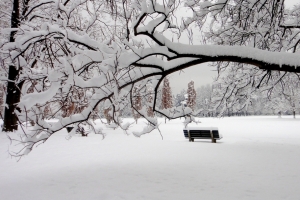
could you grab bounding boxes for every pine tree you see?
[161,77,173,110]
[146,83,154,117]
[187,81,196,111]
[161,77,173,123]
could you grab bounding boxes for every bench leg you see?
[188,130,192,142]
[191,138,194,142]
[210,130,216,143]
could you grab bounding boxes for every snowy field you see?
[1,116,300,200]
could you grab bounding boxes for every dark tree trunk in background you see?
[3,0,22,132]
[293,111,296,119]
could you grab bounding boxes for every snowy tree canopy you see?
[1,0,300,156]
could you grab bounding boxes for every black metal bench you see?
[183,127,222,143]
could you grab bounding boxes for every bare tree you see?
[196,85,213,116]
[132,85,142,123]
[267,73,300,118]
[281,75,300,118]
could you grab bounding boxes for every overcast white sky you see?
[168,0,296,94]
[169,64,216,94]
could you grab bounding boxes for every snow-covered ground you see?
[1,116,300,200]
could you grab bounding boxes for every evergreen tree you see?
[146,83,154,117]
[161,77,173,123]
[161,77,173,110]
[187,81,196,111]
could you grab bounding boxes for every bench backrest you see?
[183,129,221,139]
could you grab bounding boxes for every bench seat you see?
[183,127,222,142]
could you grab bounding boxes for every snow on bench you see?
[183,127,222,143]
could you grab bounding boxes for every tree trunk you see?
[2,0,21,132]
[2,66,23,132]
[293,111,296,119]
[278,111,282,118]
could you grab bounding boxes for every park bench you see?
[183,127,222,143]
